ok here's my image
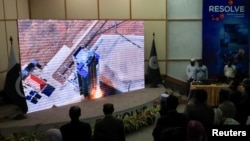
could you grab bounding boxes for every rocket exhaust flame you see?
[90,86,103,99]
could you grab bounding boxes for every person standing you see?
[60,106,92,141]
[224,59,236,81]
[186,58,197,96]
[195,59,208,81]
[93,103,125,141]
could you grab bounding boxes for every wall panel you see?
[0,0,4,19]
[30,0,65,19]
[0,21,8,71]
[144,21,166,61]
[167,21,202,59]
[167,0,202,19]
[17,0,29,19]
[66,0,98,19]
[6,21,19,64]
[4,0,17,19]
[131,0,166,19]
[167,61,189,81]
[99,0,130,19]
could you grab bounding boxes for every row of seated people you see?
[42,104,125,141]
[216,77,250,125]
[152,78,250,141]
[153,94,212,141]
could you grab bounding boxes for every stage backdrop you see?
[202,0,250,78]
[17,20,145,113]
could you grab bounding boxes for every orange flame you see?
[90,86,103,99]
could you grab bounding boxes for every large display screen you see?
[17,20,145,113]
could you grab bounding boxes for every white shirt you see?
[186,64,196,80]
[224,65,236,78]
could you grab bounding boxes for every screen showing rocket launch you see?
[18,20,144,113]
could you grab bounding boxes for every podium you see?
[190,82,229,107]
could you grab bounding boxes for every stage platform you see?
[0,86,166,136]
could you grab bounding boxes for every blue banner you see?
[202,0,250,79]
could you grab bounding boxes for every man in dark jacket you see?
[93,103,125,141]
[60,106,92,141]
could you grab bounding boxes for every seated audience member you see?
[188,89,201,101]
[152,95,188,141]
[93,103,125,141]
[160,127,185,141]
[153,93,169,126]
[42,128,62,141]
[184,89,214,135]
[234,69,245,84]
[235,79,250,125]
[228,79,242,108]
[60,106,92,141]
[238,78,250,98]
[223,118,240,125]
[186,120,208,141]
[218,88,236,119]
[246,116,250,125]
[213,108,223,125]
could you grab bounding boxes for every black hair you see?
[69,106,81,120]
[166,95,179,110]
[219,88,230,103]
[194,89,208,103]
[103,103,114,115]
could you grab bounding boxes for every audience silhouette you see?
[218,88,237,119]
[235,78,250,125]
[93,103,125,141]
[159,127,185,141]
[60,106,92,141]
[228,79,242,108]
[152,94,187,141]
[184,89,214,135]
[153,93,169,126]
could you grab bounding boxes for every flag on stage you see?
[8,36,17,71]
[147,37,161,87]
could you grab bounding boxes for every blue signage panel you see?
[202,0,250,78]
